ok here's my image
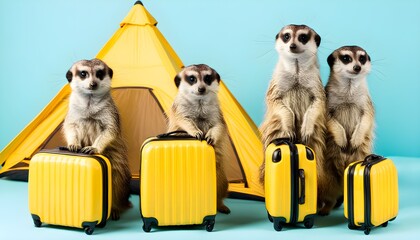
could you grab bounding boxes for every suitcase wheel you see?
[304,218,314,229]
[348,223,358,230]
[142,223,152,233]
[31,214,42,228]
[382,221,388,227]
[273,219,283,231]
[205,219,215,232]
[390,217,397,221]
[84,227,94,235]
[364,227,371,235]
[33,219,42,228]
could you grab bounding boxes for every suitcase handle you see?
[271,138,293,146]
[298,169,305,204]
[156,131,194,139]
[362,154,385,165]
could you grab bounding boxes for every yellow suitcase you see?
[28,148,112,235]
[344,154,398,235]
[265,139,317,231]
[140,132,217,232]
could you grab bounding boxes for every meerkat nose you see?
[198,87,206,94]
[353,65,361,73]
[290,43,297,50]
[89,81,98,89]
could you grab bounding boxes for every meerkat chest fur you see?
[176,95,221,133]
[66,91,118,144]
[270,57,322,121]
[327,75,371,136]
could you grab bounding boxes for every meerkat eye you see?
[282,33,291,43]
[96,69,105,80]
[359,55,367,64]
[339,55,352,64]
[79,71,88,79]
[187,75,196,84]
[298,34,309,44]
[204,75,213,85]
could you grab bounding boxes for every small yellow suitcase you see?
[344,154,398,235]
[140,132,217,232]
[28,148,112,235]
[265,139,317,231]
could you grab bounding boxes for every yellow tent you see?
[0,1,264,199]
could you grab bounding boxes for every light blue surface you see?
[0,0,419,157]
[0,156,419,239]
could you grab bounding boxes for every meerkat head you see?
[174,64,221,99]
[275,24,321,60]
[66,58,113,95]
[327,46,371,79]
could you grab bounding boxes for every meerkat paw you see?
[190,129,204,141]
[205,129,218,146]
[334,134,348,148]
[282,130,296,142]
[301,123,314,142]
[68,144,81,153]
[350,133,363,149]
[217,203,231,214]
[80,146,98,155]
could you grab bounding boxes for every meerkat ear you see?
[367,54,371,62]
[108,67,113,79]
[174,74,181,88]
[314,34,321,47]
[66,70,73,83]
[275,33,279,40]
[215,72,221,83]
[327,53,335,68]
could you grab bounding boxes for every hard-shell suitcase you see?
[265,139,317,231]
[344,154,398,235]
[28,148,112,235]
[140,131,217,232]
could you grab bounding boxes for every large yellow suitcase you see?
[140,132,217,232]
[265,139,317,231]
[344,154,398,235]
[28,148,112,235]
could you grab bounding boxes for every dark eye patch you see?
[187,75,197,85]
[203,75,213,85]
[339,54,352,64]
[359,55,367,65]
[78,70,88,79]
[282,33,291,43]
[96,69,105,80]
[298,34,309,44]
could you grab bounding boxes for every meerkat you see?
[63,59,131,220]
[259,24,327,186]
[167,64,231,214]
[317,46,375,215]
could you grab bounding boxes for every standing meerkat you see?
[259,24,327,185]
[167,64,231,214]
[318,46,374,215]
[63,59,131,220]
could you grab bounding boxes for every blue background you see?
[0,0,419,157]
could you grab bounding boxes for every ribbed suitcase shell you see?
[140,135,217,232]
[28,149,112,235]
[344,155,398,235]
[265,139,317,231]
